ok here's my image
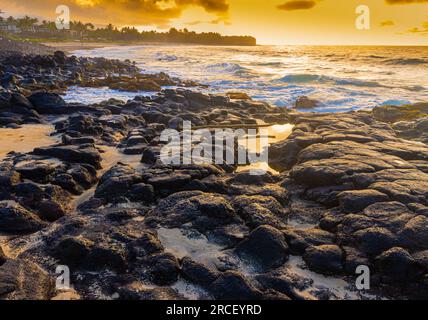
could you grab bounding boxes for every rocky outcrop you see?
[268,110,428,296]
[373,103,428,143]
[294,96,323,109]
[373,103,428,123]
[1,50,427,300]
[0,201,46,233]
[0,259,54,300]
[28,92,67,114]
[33,145,102,168]
[80,73,198,92]
[235,225,289,272]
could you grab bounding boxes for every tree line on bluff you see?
[0,13,257,46]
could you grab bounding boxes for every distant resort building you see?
[35,26,51,34]
[0,22,82,38]
[68,30,79,37]
[0,22,20,34]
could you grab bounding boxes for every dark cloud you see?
[178,0,228,13]
[277,1,317,11]
[385,0,428,35]
[407,21,428,34]
[385,0,428,4]
[407,27,428,33]
[380,20,395,26]
[185,20,203,26]
[185,18,230,26]
[185,17,228,26]
[2,0,229,27]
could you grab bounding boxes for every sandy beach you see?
[42,41,121,52]
[42,41,230,53]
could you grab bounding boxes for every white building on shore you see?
[0,22,20,34]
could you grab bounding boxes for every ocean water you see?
[68,45,428,112]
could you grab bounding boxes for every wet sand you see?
[43,41,121,52]
[0,124,58,160]
[43,41,184,52]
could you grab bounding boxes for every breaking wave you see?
[72,45,428,112]
[206,62,250,74]
[275,74,384,88]
[385,58,428,65]
[156,53,179,61]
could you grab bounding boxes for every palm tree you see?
[16,15,38,32]
[40,20,57,34]
[121,26,140,40]
[69,21,84,37]
[85,23,95,31]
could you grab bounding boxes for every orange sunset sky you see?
[0,0,428,45]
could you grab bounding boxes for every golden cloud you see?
[380,20,395,26]
[407,20,428,34]
[385,0,428,4]
[4,0,229,27]
[277,1,317,11]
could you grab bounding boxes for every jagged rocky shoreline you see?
[0,50,427,300]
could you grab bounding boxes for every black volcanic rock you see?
[354,227,397,257]
[95,163,142,201]
[0,92,11,109]
[147,174,192,192]
[83,244,128,273]
[375,247,425,283]
[181,257,218,287]
[33,145,102,168]
[129,183,155,202]
[10,93,33,109]
[232,195,287,229]
[28,92,67,114]
[151,191,237,232]
[37,200,67,222]
[0,48,427,300]
[53,237,92,266]
[399,215,428,250]
[235,225,289,272]
[0,200,46,233]
[373,102,428,123]
[0,259,54,300]
[147,253,180,286]
[338,189,390,213]
[15,161,56,183]
[294,96,323,109]
[210,271,261,300]
[283,227,335,255]
[0,247,6,266]
[303,244,344,275]
[53,51,67,64]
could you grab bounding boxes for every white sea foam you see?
[67,45,428,112]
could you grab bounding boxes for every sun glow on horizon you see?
[75,0,98,7]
